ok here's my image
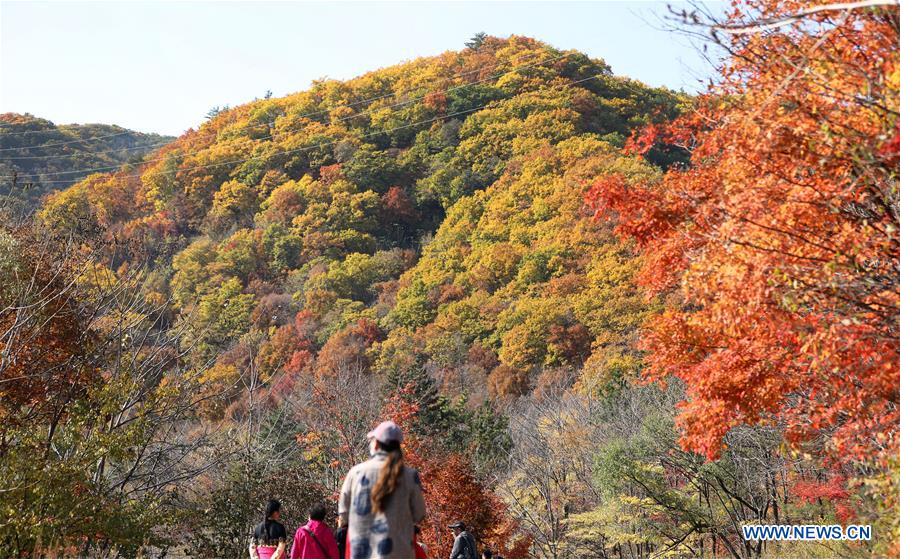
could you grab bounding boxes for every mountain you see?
[4,15,895,556]
[0,113,173,210]
[38,35,686,398]
[14,35,693,556]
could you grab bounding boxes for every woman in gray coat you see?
[339,421,427,559]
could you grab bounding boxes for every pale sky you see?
[0,1,722,136]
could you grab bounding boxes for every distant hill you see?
[27,35,690,555]
[0,113,173,210]
[38,35,687,392]
[6,22,894,559]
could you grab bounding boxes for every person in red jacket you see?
[290,503,340,559]
[414,526,429,559]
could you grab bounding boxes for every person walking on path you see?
[339,420,427,559]
[250,500,288,559]
[335,523,348,559]
[414,526,429,559]
[448,522,478,559]
[290,503,340,559]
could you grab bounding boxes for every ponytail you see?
[263,499,281,541]
[371,440,404,513]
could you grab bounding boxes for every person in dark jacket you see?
[448,522,477,559]
[335,524,348,559]
[250,500,288,559]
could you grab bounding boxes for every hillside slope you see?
[38,35,684,390]
[28,35,689,555]
[0,113,173,210]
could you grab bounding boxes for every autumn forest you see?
[0,2,897,558]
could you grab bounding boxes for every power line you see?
[1,50,563,158]
[1,137,175,160]
[25,105,486,186]
[0,48,561,150]
[2,50,555,140]
[0,124,137,138]
[0,128,141,146]
[2,51,572,176]
[22,75,600,187]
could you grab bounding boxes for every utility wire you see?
[0,51,545,139]
[23,75,600,186]
[0,48,561,149]
[1,50,565,159]
[2,51,573,176]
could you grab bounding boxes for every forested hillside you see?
[0,113,172,210]
[1,19,895,559]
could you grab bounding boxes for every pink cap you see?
[367,420,403,444]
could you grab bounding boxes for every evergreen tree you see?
[465,32,488,50]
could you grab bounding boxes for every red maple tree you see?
[382,391,530,558]
[587,1,899,465]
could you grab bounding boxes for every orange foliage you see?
[547,322,592,365]
[587,1,899,464]
[381,186,420,227]
[792,474,854,524]
[423,92,448,112]
[383,392,529,559]
[313,318,384,377]
[487,364,530,399]
[258,309,317,379]
[0,235,97,428]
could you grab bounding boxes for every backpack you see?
[463,532,478,559]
